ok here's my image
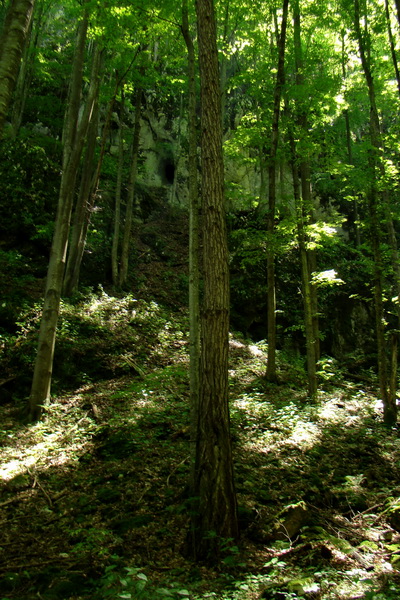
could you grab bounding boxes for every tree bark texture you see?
[182,0,200,488]
[0,0,35,136]
[189,0,238,562]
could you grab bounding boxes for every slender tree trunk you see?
[188,0,238,561]
[63,51,101,297]
[353,0,397,425]
[385,0,400,97]
[265,0,289,383]
[169,93,183,204]
[288,133,317,398]
[292,0,318,398]
[220,0,229,130]
[119,87,142,287]
[341,32,361,247]
[0,0,35,136]
[28,10,100,421]
[393,0,400,28]
[182,0,200,489]
[111,87,125,287]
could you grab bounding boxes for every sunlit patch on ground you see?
[1,306,400,599]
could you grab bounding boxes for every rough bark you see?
[182,0,200,488]
[28,10,100,421]
[0,0,35,136]
[188,0,238,562]
[265,0,289,383]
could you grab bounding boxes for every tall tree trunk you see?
[119,87,142,287]
[62,53,101,297]
[10,0,46,136]
[353,0,397,425]
[220,0,229,130]
[288,128,317,398]
[0,0,35,136]
[265,0,289,383]
[385,0,400,97]
[341,32,361,247]
[188,0,238,562]
[292,0,318,398]
[393,0,400,28]
[28,10,100,421]
[111,86,125,287]
[182,0,200,489]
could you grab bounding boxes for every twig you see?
[0,490,33,508]
[0,556,75,572]
[353,502,385,519]
[60,413,90,440]
[27,467,52,507]
[166,456,189,487]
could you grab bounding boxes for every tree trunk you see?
[341,32,361,247]
[288,133,317,398]
[188,0,238,562]
[393,0,400,27]
[0,0,35,136]
[220,0,229,130]
[111,86,125,287]
[182,0,200,489]
[28,10,100,421]
[119,87,142,287]
[353,0,397,425]
[385,0,400,97]
[292,0,318,398]
[265,0,289,383]
[63,51,101,297]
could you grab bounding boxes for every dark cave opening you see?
[164,159,175,184]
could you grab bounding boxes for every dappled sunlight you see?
[2,297,400,600]
[0,401,94,481]
[286,419,319,448]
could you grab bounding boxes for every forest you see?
[1,0,400,598]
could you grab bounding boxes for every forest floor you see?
[1,291,400,600]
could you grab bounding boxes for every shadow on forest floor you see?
[1,299,400,600]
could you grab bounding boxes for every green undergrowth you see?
[1,290,400,599]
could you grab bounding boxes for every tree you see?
[181,0,200,485]
[111,85,126,287]
[62,76,100,297]
[29,8,102,420]
[290,0,318,398]
[265,0,289,383]
[119,85,142,287]
[0,0,35,136]
[351,0,397,425]
[188,0,238,561]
